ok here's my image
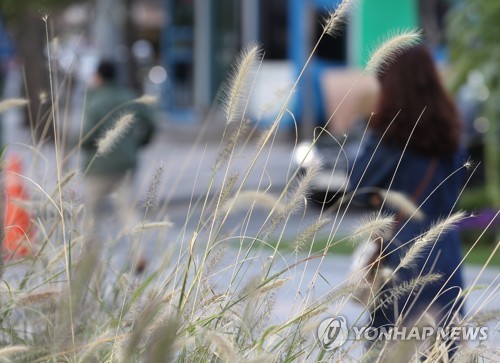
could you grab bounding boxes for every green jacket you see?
[82,83,156,175]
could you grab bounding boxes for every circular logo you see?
[317,316,349,350]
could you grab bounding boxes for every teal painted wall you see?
[351,0,419,67]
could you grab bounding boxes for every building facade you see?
[162,0,419,126]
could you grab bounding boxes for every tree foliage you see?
[446,0,500,207]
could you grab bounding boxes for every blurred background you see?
[0,0,465,122]
[0,0,498,241]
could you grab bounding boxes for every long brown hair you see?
[371,45,462,156]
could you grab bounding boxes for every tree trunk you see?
[16,10,52,140]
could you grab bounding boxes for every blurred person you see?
[81,60,156,232]
[349,45,466,357]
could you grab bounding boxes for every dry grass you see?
[0,4,497,362]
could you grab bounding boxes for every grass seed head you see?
[365,28,422,74]
[222,44,262,124]
[0,98,28,114]
[96,113,136,156]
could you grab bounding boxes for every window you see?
[259,0,288,60]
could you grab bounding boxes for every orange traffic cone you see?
[2,155,33,259]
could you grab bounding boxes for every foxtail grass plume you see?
[58,170,78,189]
[135,94,158,105]
[453,345,490,363]
[323,0,356,36]
[146,164,164,209]
[202,293,227,308]
[418,210,467,244]
[132,221,173,233]
[313,284,359,311]
[123,301,162,360]
[39,91,49,104]
[365,28,422,74]
[161,289,180,303]
[222,45,262,124]
[257,278,289,294]
[189,231,198,256]
[349,213,395,243]
[204,246,227,280]
[17,290,60,306]
[219,190,281,215]
[295,305,329,323]
[0,345,30,358]
[399,211,467,270]
[215,173,240,216]
[398,242,429,271]
[50,170,78,197]
[171,336,196,351]
[0,99,28,114]
[257,86,289,120]
[214,119,249,171]
[96,113,135,156]
[285,162,322,215]
[207,331,238,362]
[468,308,500,327]
[76,329,116,362]
[143,316,178,363]
[262,164,321,238]
[379,190,425,221]
[292,217,331,252]
[377,273,442,309]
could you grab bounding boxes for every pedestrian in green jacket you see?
[81,60,156,229]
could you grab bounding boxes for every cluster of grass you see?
[0,1,498,362]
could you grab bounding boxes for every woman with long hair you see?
[349,45,466,356]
